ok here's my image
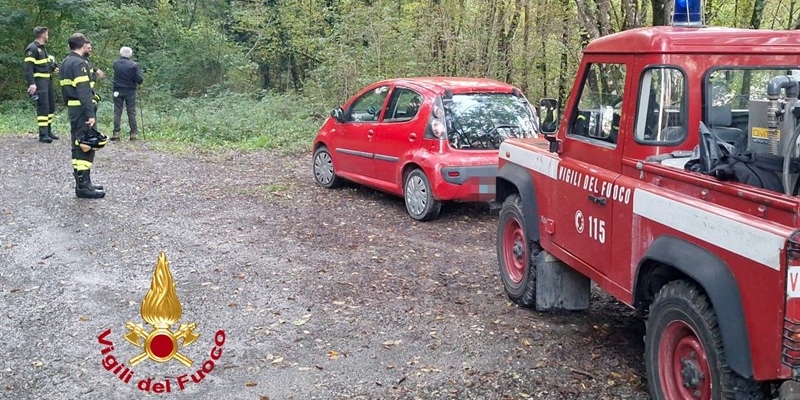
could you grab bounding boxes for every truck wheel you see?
[404,169,441,221]
[313,146,342,188]
[497,194,537,307]
[645,280,766,400]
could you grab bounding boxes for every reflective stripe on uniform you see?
[60,76,90,87]
[47,114,54,123]
[24,57,49,64]
[72,159,92,171]
[37,116,48,126]
[67,99,98,107]
[33,73,51,78]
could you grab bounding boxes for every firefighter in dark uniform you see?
[60,33,108,199]
[23,26,59,143]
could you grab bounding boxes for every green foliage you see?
[0,91,326,153]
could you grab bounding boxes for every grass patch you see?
[0,92,328,153]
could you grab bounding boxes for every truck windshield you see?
[444,93,538,150]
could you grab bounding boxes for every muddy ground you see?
[0,135,650,399]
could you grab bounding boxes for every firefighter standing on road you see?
[23,26,59,143]
[60,33,107,199]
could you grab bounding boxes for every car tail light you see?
[783,231,800,367]
[425,96,447,139]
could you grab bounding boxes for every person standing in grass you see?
[111,46,143,141]
[23,26,59,143]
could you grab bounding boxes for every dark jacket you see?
[59,52,95,118]
[112,57,143,90]
[23,41,55,85]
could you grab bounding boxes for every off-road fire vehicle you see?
[495,4,800,399]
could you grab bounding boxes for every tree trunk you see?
[651,0,669,26]
[739,0,766,107]
[499,0,523,83]
[522,0,531,93]
[558,0,572,105]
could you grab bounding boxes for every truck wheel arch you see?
[496,163,540,243]
[634,235,754,378]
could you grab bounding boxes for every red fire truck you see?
[495,4,800,400]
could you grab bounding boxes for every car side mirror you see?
[539,98,559,134]
[330,107,345,122]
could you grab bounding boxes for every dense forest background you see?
[1,0,799,148]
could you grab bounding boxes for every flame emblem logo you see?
[124,252,199,367]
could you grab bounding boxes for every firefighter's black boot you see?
[85,169,103,190]
[47,126,59,140]
[74,170,105,199]
[38,127,52,143]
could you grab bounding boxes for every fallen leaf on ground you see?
[245,381,257,387]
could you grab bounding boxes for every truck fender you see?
[496,162,540,243]
[634,235,753,378]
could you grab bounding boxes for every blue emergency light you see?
[672,0,703,27]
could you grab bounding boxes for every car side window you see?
[384,88,423,123]
[347,85,390,122]
[569,62,626,145]
[635,67,686,144]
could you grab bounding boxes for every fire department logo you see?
[96,252,227,393]
[575,210,585,233]
[124,251,199,367]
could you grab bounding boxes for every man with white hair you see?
[111,46,143,141]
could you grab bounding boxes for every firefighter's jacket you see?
[59,52,95,119]
[23,41,56,85]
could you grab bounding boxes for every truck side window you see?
[569,63,626,145]
[635,67,686,143]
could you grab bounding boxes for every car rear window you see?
[444,93,538,150]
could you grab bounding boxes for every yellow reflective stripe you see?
[37,116,48,121]
[24,57,49,64]
[33,73,51,78]
[60,76,90,87]
[72,159,92,170]
[67,99,97,106]
[90,81,95,88]
[38,122,49,127]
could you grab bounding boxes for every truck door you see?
[551,60,631,278]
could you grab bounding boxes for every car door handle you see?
[409,132,417,141]
[367,130,374,137]
[588,194,607,205]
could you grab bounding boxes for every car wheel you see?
[404,169,441,221]
[645,280,767,400]
[497,194,538,307]
[313,146,342,188]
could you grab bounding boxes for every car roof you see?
[586,26,800,55]
[378,77,519,94]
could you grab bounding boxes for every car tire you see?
[645,280,767,400]
[404,169,441,221]
[497,194,538,307]
[313,146,342,189]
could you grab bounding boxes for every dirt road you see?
[0,135,649,399]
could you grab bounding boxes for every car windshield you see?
[444,93,538,150]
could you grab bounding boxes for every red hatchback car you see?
[312,77,538,221]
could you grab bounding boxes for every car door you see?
[551,59,630,279]
[333,84,391,179]
[373,87,425,185]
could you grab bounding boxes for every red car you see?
[312,77,539,221]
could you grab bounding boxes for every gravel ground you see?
[0,134,650,400]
